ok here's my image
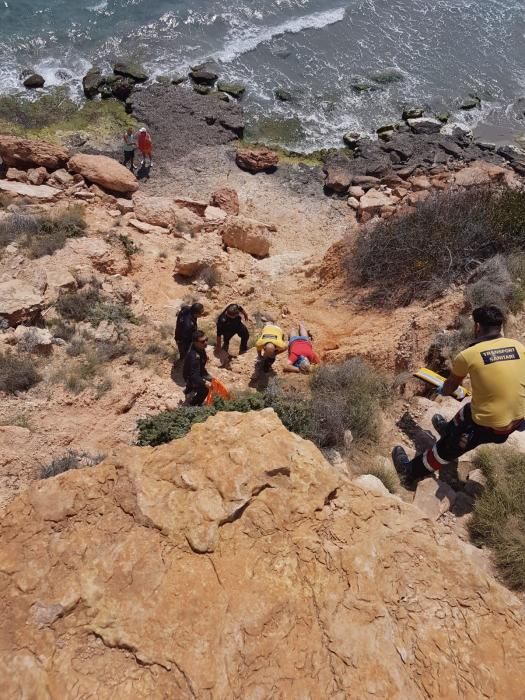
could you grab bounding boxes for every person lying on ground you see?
[255,324,288,372]
[137,127,153,168]
[123,127,136,171]
[175,302,204,360]
[393,305,525,485]
[284,322,320,374]
[215,303,250,355]
[183,330,213,406]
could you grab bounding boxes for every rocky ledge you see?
[1,410,524,698]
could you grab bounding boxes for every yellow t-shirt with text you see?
[452,337,525,428]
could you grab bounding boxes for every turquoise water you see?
[1,0,524,149]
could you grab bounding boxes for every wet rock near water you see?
[22,73,45,89]
[129,84,244,165]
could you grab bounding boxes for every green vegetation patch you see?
[469,447,525,590]
[137,358,391,449]
[353,185,525,306]
[0,86,135,142]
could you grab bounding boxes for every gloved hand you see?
[453,386,466,401]
[436,383,445,395]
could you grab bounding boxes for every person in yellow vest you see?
[255,324,288,372]
[393,305,525,485]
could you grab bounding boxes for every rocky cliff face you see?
[1,410,524,699]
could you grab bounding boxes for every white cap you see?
[139,127,147,132]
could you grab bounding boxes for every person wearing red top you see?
[284,322,320,373]
[137,127,153,167]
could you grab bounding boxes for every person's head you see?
[139,127,147,134]
[126,127,134,135]
[192,330,208,348]
[262,342,276,359]
[190,302,204,318]
[472,305,505,337]
[225,303,240,318]
[297,356,311,374]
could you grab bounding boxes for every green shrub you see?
[0,352,42,394]
[353,186,525,306]
[0,207,86,257]
[40,450,105,479]
[136,391,312,447]
[57,286,135,327]
[310,358,391,445]
[469,447,525,590]
[365,465,400,494]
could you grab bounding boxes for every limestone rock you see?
[359,189,400,213]
[453,161,512,187]
[236,147,279,173]
[68,154,139,194]
[173,197,208,217]
[407,117,442,135]
[44,267,76,293]
[218,215,271,257]
[353,474,390,496]
[133,195,203,235]
[0,410,524,698]
[47,168,74,188]
[204,205,227,221]
[0,180,60,200]
[27,167,48,186]
[94,320,118,343]
[0,280,44,326]
[323,159,352,193]
[67,238,131,276]
[128,218,171,235]
[6,168,28,182]
[173,233,224,277]
[14,325,53,352]
[413,477,456,520]
[115,197,134,214]
[210,187,240,215]
[0,135,68,170]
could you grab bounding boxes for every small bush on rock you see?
[40,450,105,479]
[0,352,42,394]
[0,207,86,257]
[310,358,391,446]
[353,186,525,306]
[469,447,525,590]
[57,286,135,327]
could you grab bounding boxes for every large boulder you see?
[210,187,240,215]
[0,280,44,326]
[173,232,224,277]
[0,135,68,170]
[133,195,203,236]
[0,410,524,698]
[323,157,352,194]
[82,67,104,99]
[218,215,272,257]
[113,62,148,82]
[407,117,443,135]
[358,188,399,213]
[68,154,139,194]
[236,147,279,173]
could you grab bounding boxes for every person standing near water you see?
[137,127,153,168]
[123,127,136,171]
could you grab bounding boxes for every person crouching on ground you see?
[175,302,204,360]
[123,127,136,171]
[137,127,153,168]
[255,324,288,372]
[393,305,525,485]
[183,330,212,406]
[284,322,320,374]
[215,303,250,355]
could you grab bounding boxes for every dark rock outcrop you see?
[23,73,45,89]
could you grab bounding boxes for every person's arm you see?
[188,353,204,386]
[239,306,249,322]
[441,352,468,397]
[215,315,225,350]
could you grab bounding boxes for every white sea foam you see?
[213,7,346,64]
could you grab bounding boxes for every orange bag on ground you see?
[205,378,231,405]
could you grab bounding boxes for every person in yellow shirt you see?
[255,324,288,372]
[393,305,525,485]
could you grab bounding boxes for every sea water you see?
[1,0,524,149]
